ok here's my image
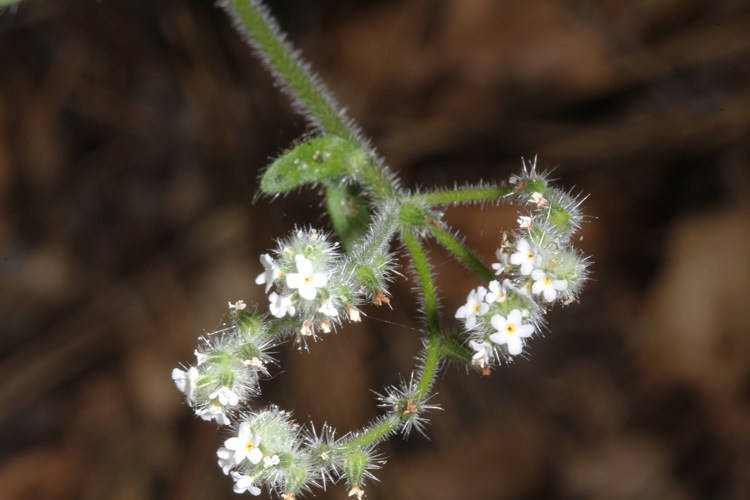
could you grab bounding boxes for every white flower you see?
[510,238,542,275]
[317,299,338,317]
[269,292,295,318]
[194,349,207,366]
[455,287,489,330]
[517,215,533,229]
[286,254,328,301]
[531,269,568,302]
[347,304,361,322]
[231,471,261,496]
[255,254,280,293]
[172,367,199,405]
[485,280,508,304]
[491,249,510,275]
[228,300,247,313]
[489,310,535,356]
[263,454,280,468]
[197,400,230,425]
[209,386,240,407]
[225,422,263,465]
[469,340,493,367]
[530,192,547,206]
[217,447,234,475]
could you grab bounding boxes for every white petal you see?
[286,273,303,289]
[295,256,313,275]
[543,287,556,302]
[489,331,506,345]
[455,305,468,319]
[465,314,477,330]
[299,283,317,300]
[554,279,568,291]
[531,269,545,280]
[517,324,535,338]
[312,272,328,288]
[490,314,506,331]
[507,309,523,325]
[506,337,523,355]
[248,447,263,465]
[520,261,534,275]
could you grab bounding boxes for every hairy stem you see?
[222,0,354,141]
[407,186,514,206]
[430,227,495,282]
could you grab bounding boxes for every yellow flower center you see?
[527,252,535,259]
[505,324,516,335]
[471,303,481,313]
[304,276,313,284]
[543,276,553,285]
[245,441,255,452]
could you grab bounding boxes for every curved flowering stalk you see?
[172,1,592,498]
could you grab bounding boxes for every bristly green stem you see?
[223,0,398,201]
[401,230,441,396]
[407,186,514,206]
[223,0,355,142]
[337,230,443,453]
[430,228,495,282]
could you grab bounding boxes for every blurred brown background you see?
[1,0,750,499]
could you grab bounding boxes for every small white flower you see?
[485,280,508,304]
[286,254,328,301]
[491,249,510,275]
[510,238,542,275]
[228,300,247,313]
[255,254,281,293]
[172,367,199,405]
[321,319,331,333]
[531,269,568,302]
[300,320,313,336]
[217,446,234,475]
[269,292,295,318]
[469,340,493,367]
[209,386,240,407]
[317,299,338,317]
[489,310,535,356]
[197,400,230,425]
[263,454,280,468]
[517,215,533,229]
[530,192,547,206]
[194,349,208,366]
[225,422,263,465]
[231,471,261,496]
[347,304,361,322]
[243,357,263,368]
[455,287,489,330]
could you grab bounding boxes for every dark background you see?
[1,0,750,499]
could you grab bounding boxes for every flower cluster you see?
[217,407,317,497]
[171,157,589,499]
[172,306,275,425]
[255,226,394,345]
[458,165,589,368]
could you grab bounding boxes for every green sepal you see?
[260,136,360,193]
[325,181,372,252]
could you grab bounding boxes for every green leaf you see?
[260,136,360,194]
[325,181,371,252]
